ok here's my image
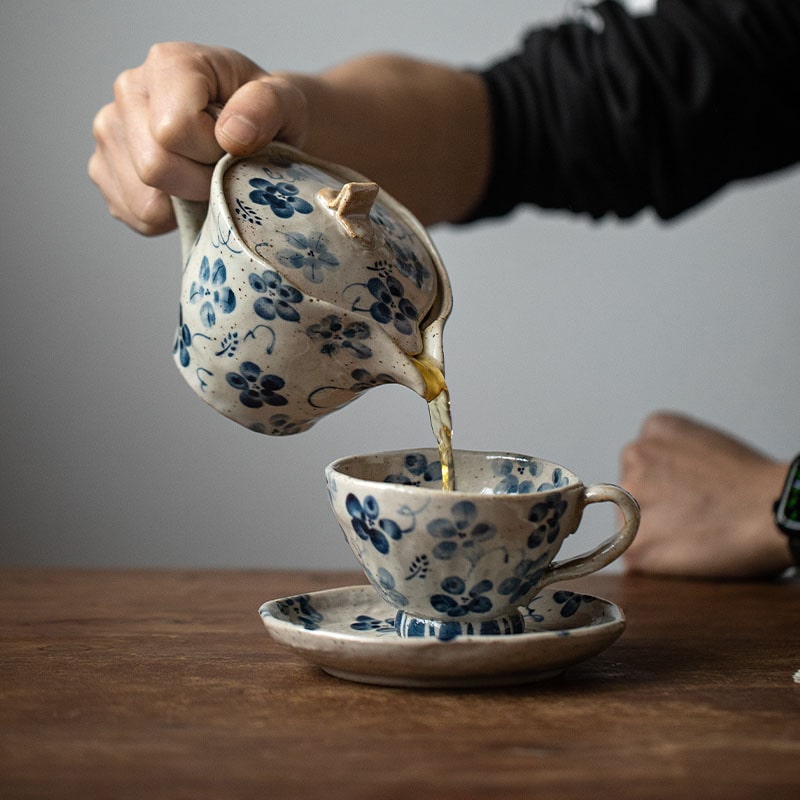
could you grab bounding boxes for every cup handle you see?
[536,483,640,590]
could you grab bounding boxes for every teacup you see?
[326,449,639,640]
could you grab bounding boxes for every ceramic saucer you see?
[258,585,625,688]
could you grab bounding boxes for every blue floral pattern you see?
[527,493,569,546]
[362,566,408,607]
[263,413,305,436]
[348,368,396,392]
[226,362,288,408]
[364,276,418,335]
[306,314,372,359]
[189,256,237,328]
[173,306,192,367]
[249,269,303,322]
[173,306,212,368]
[274,594,323,630]
[553,590,595,617]
[350,614,395,634]
[278,232,339,283]
[345,493,410,555]
[492,458,539,494]
[430,577,494,618]
[427,500,497,563]
[248,176,313,219]
[388,239,432,290]
[383,452,443,485]
[497,555,549,603]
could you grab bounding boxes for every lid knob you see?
[318,181,379,244]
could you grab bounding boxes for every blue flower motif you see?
[278,231,339,283]
[430,577,494,618]
[348,368,396,392]
[553,590,595,618]
[350,614,395,634]
[365,276,418,335]
[262,413,306,436]
[275,594,323,630]
[226,361,288,409]
[527,493,569,547]
[248,177,313,219]
[535,468,570,492]
[388,239,432,290]
[384,452,442,485]
[249,269,303,322]
[497,555,549,604]
[189,256,236,328]
[345,493,406,555]
[427,500,496,562]
[306,314,372,359]
[364,566,408,607]
[173,306,192,367]
[491,458,540,494]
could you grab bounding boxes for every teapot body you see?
[173,144,451,435]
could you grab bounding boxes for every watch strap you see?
[774,453,800,566]
[786,532,800,567]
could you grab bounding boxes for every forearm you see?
[471,0,800,222]
[278,54,491,225]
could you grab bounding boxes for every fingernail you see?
[220,114,258,146]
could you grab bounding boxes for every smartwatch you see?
[774,453,800,566]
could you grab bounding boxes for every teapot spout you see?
[171,197,208,267]
[389,319,448,402]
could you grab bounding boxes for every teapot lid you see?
[219,143,450,360]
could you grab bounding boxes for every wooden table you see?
[1,568,798,799]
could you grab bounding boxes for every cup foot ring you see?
[394,609,525,640]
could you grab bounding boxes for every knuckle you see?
[112,68,137,102]
[130,190,174,235]
[639,410,684,439]
[130,141,170,189]
[146,41,181,63]
[91,103,114,142]
[150,112,188,151]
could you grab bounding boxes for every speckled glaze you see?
[258,584,626,688]
[326,449,640,640]
[171,143,451,435]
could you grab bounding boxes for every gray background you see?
[2,1,798,570]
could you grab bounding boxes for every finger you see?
[90,102,177,235]
[114,69,217,202]
[140,43,225,164]
[216,76,308,155]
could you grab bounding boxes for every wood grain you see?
[1,568,798,799]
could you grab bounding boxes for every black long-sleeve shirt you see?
[470,0,800,221]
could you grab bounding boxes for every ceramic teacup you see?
[326,449,639,640]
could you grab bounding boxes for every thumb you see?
[215,76,308,155]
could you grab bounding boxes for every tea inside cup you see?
[326,449,639,640]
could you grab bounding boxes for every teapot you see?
[171,142,451,435]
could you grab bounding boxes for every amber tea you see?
[412,355,455,491]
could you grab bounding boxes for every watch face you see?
[777,455,800,533]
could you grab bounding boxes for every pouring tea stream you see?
[171,142,456,487]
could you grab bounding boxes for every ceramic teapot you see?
[171,142,451,435]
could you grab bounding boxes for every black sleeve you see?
[466,0,800,221]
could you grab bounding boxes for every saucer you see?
[258,585,625,688]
